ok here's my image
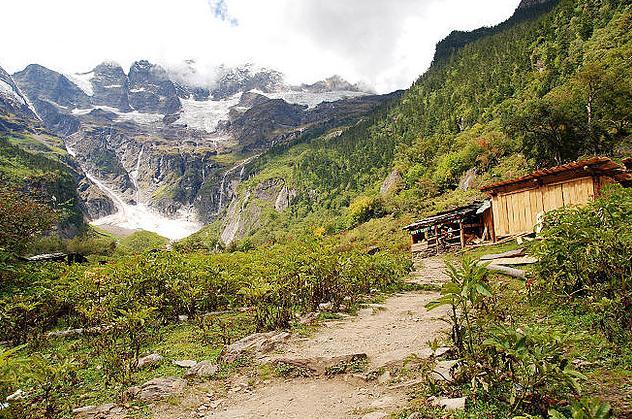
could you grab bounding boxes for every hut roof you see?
[480,157,631,194]
[404,201,486,231]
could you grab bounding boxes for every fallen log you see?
[487,256,538,265]
[482,263,526,279]
[480,248,525,261]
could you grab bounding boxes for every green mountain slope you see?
[0,115,86,238]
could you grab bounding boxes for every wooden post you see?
[459,221,465,249]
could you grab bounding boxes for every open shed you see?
[481,157,631,239]
[404,201,493,263]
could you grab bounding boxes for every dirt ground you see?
[153,257,450,419]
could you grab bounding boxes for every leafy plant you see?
[483,325,586,415]
[426,257,492,354]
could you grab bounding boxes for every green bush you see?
[533,185,632,341]
[345,195,386,228]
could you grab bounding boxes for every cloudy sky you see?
[0,0,521,92]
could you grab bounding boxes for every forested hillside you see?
[184,0,631,249]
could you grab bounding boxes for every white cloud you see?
[0,0,521,93]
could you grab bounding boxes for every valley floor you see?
[152,258,451,419]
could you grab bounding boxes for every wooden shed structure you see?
[481,157,631,239]
[404,201,493,263]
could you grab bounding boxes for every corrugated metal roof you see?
[480,157,631,192]
[404,201,488,231]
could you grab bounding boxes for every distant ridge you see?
[431,0,559,64]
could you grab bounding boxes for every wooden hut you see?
[481,157,631,239]
[404,201,493,263]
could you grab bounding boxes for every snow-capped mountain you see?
[2,59,396,239]
[0,66,38,120]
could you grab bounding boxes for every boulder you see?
[430,396,467,411]
[125,377,186,401]
[223,331,290,363]
[430,359,459,382]
[137,353,163,369]
[185,361,219,379]
[173,360,197,368]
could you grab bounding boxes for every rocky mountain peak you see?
[300,75,365,93]
[212,64,286,100]
[128,60,181,115]
[517,0,555,10]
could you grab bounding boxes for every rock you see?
[185,361,219,379]
[362,412,388,419]
[125,377,186,402]
[433,347,451,357]
[173,360,197,368]
[72,403,127,418]
[407,413,423,419]
[6,389,25,401]
[297,312,319,325]
[380,169,401,195]
[430,396,466,411]
[223,331,290,363]
[318,302,333,311]
[137,353,163,369]
[377,370,391,384]
[430,359,459,382]
[273,353,368,377]
[178,315,189,322]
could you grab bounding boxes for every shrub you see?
[533,185,632,341]
[345,195,385,228]
[426,257,492,355]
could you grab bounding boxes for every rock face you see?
[91,62,131,111]
[0,65,37,120]
[380,169,402,195]
[128,60,181,115]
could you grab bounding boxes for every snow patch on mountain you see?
[65,71,95,96]
[253,89,368,109]
[71,106,163,124]
[0,80,26,105]
[174,94,241,132]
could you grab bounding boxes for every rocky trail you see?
[150,257,451,419]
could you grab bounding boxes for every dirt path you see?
[154,257,450,419]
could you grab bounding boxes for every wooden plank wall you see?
[492,176,595,238]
